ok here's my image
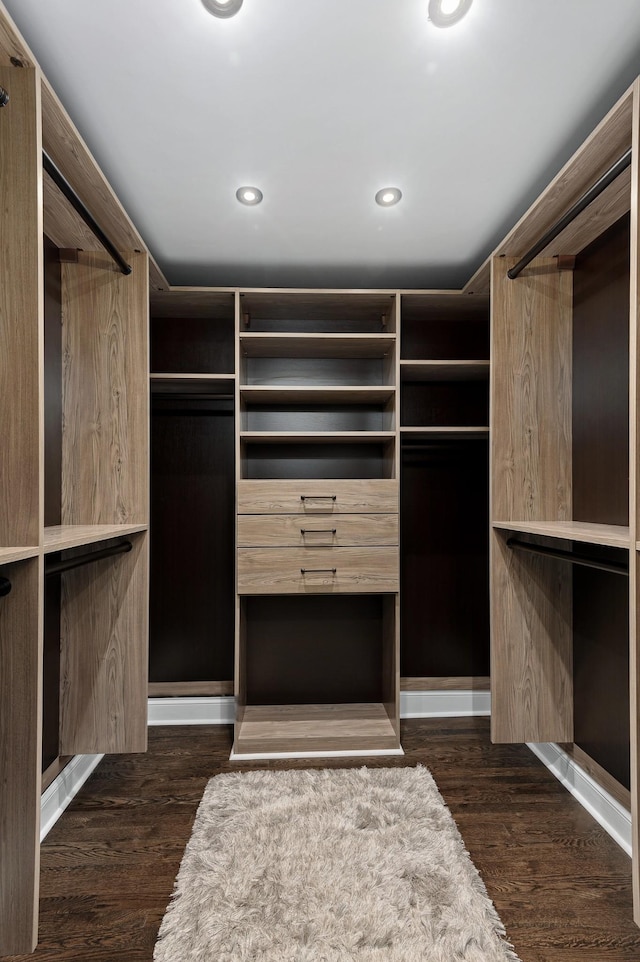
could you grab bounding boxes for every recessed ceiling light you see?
[236,186,263,206]
[428,0,473,27]
[375,187,402,207]
[201,0,243,19]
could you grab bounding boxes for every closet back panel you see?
[401,381,489,427]
[244,443,390,479]
[42,572,61,772]
[44,236,62,528]
[573,563,630,788]
[244,595,383,704]
[150,397,235,682]
[401,439,489,676]
[572,214,630,526]
[151,316,235,374]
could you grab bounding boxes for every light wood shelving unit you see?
[0,4,153,953]
[234,290,401,758]
[489,79,640,921]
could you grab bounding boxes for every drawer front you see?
[237,513,398,547]
[237,479,398,515]
[237,547,399,594]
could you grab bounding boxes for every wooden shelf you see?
[400,360,489,381]
[233,703,400,757]
[239,333,395,358]
[240,431,396,444]
[401,427,489,438]
[240,385,395,404]
[43,524,148,554]
[0,547,39,564]
[493,520,630,548]
[151,373,235,381]
[151,374,235,395]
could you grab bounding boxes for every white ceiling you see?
[5,0,640,289]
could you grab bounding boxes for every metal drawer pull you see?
[300,528,337,534]
[300,568,337,574]
[300,495,336,501]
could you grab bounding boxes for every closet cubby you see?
[149,288,237,696]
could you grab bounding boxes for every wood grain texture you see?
[492,519,630,548]
[59,533,148,754]
[401,676,491,691]
[0,545,39,563]
[234,703,400,755]
[238,479,399,514]
[630,78,640,926]
[382,594,400,737]
[237,513,398,547]
[0,66,42,548]
[148,681,233,696]
[491,256,573,522]
[0,558,42,956]
[239,290,397,327]
[400,360,490,381]
[490,530,573,743]
[237,546,399,594]
[240,333,395,358]
[240,430,396,444]
[150,288,236,319]
[61,250,149,525]
[241,385,395,403]
[43,523,147,552]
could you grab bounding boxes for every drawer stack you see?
[233,291,401,759]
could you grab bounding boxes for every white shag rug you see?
[154,766,521,962]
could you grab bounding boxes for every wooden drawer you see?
[237,479,398,515]
[237,547,399,594]
[237,513,398,547]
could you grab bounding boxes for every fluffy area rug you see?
[154,766,521,962]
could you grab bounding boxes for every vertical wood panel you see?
[490,530,573,743]
[0,66,42,548]
[491,257,573,523]
[59,533,148,754]
[629,78,640,926]
[0,558,42,955]
[61,250,149,525]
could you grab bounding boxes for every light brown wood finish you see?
[491,257,573,522]
[490,529,573,743]
[628,82,640,933]
[237,546,399,594]
[61,250,149,525]
[241,430,396,443]
[59,533,148,754]
[0,558,42,955]
[237,513,398,547]
[148,681,233,697]
[401,676,491,691]
[234,703,399,755]
[240,385,396,403]
[400,360,490,381]
[239,333,396,358]
[492,519,630,548]
[43,523,148,552]
[561,742,631,810]
[239,290,397,328]
[238,479,399,514]
[0,66,42,549]
[150,288,235,318]
[0,546,39,564]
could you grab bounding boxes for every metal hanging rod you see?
[42,151,132,276]
[506,537,628,576]
[507,148,633,280]
[45,539,132,578]
[0,85,9,107]
[0,577,11,597]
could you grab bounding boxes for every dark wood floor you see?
[6,717,640,962]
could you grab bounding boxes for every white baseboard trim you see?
[40,753,104,842]
[527,741,632,856]
[147,691,492,726]
[400,689,491,718]
[148,695,235,725]
[230,746,405,761]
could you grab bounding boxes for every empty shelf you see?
[493,520,630,548]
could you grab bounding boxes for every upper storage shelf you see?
[239,290,397,333]
[239,333,395,358]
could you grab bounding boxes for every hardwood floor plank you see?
[5,718,640,961]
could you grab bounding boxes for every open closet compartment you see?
[490,80,640,919]
[149,289,236,697]
[399,293,490,691]
[234,290,401,758]
[0,8,153,950]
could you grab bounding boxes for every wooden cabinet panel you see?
[237,546,399,594]
[237,479,399,515]
[237,513,398,547]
